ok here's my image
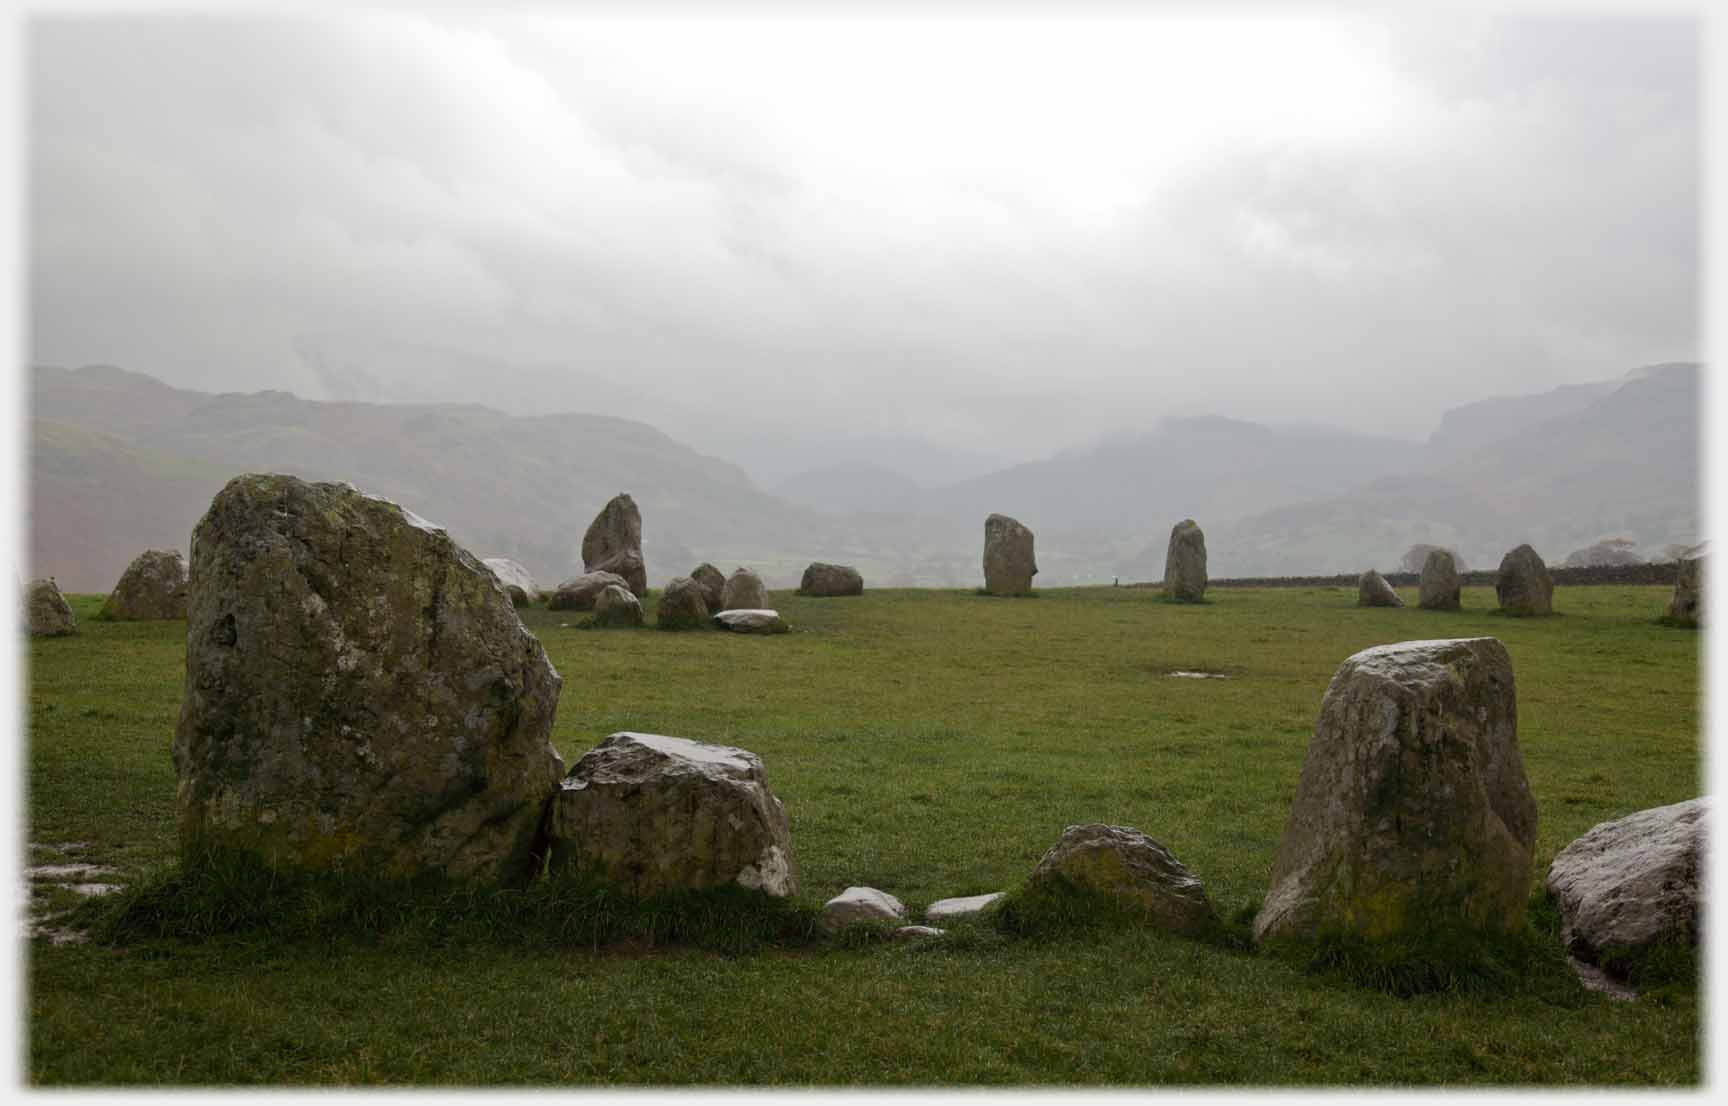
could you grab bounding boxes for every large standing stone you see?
[691,563,727,612]
[25,578,76,636]
[1027,824,1218,935]
[546,732,798,898]
[581,493,647,597]
[713,609,789,634]
[1545,799,1705,971]
[548,570,630,611]
[1253,637,1537,944]
[1357,569,1403,608]
[1668,554,1703,627]
[1163,520,1208,602]
[719,567,768,611]
[657,575,710,631]
[1418,549,1462,611]
[982,514,1037,595]
[482,557,540,607]
[592,583,644,628]
[1496,544,1553,616]
[799,562,864,597]
[100,550,188,620]
[173,474,565,886]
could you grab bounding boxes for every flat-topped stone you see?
[819,886,908,933]
[713,609,789,634]
[925,892,1006,921]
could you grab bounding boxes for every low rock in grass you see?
[592,583,644,628]
[548,570,630,611]
[482,557,540,606]
[719,567,768,611]
[925,892,1005,922]
[1418,549,1462,610]
[799,562,864,597]
[893,925,946,941]
[713,609,789,634]
[1026,824,1217,935]
[546,732,798,898]
[656,575,710,630]
[691,563,727,612]
[1496,544,1554,616]
[25,578,76,636]
[819,886,907,933]
[1545,798,1705,980]
[1357,569,1403,608]
[100,549,188,620]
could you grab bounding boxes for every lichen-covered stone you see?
[982,514,1037,595]
[546,732,798,898]
[657,575,710,630]
[691,563,727,613]
[100,549,188,620]
[592,583,644,628]
[25,578,76,636]
[1418,549,1462,610]
[482,557,540,607]
[582,493,647,596]
[819,886,907,933]
[1496,544,1553,616]
[1668,554,1703,627]
[1254,637,1536,944]
[548,570,630,611]
[173,474,565,886]
[799,562,864,597]
[1357,569,1403,608]
[1163,520,1208,602]
[1028,824,1217,935]
[719,567,768,611]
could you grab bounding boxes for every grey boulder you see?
[25,578,76,636]
[1496,544,1553,616]
[592,583,644,628]
[482,557,540,607]
[100,549,188,620]
[819,886,908,933]
[799,562,864,597]
[982,514,1037,595]
[1418,549,1462,610]
[656,575,710,630]
[548,570,630,611]
[1163,520,1208,602]
[1028,824,1217,935]
[1357,569,1403,608]
[719,567,768,611]
[691,563,727,612]
[581,493,647,596]
[713,609,789,634]
[1668,554,1703,627]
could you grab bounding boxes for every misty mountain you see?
[773,463,928,516]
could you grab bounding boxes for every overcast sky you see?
[26,6,1700,457]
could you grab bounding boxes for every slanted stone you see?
[799,562,864,597]
[546,732,798,898]
[1027,824,1217,935]
[657,575,710,631]
[1496,544,1553,616]
[482,557,540,607]
[100,550,188,620]
[982,514,1037,595]
[719,567,768,611]
[1418,549,1462,610]
[713,609,789,635]
[1668,554,1703,627]
[548,570,630,611]
[173,474,565,886]
[1253,637,1536,944]
[581,493,647,596]
[925,892,1006,922]
[25,578,76,636]
[592,583,644,628]
[691,563,727,612]
[1545,798,1705,973]
[1163,520,1208,602]
[1357,569,1403,608]
[819,886,907,933]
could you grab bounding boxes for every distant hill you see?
[773,463,926,515]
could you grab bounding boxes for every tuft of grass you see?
[972,588,1040,598]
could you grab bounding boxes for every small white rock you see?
[893,925,947,941]
[925,892,1006,921]
[819,886,907,933]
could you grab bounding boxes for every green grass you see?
[25,585,1702,1085]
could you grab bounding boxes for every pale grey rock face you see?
[925,892,1006,921]
[546,732,799,898]
[1163,520,1208,602]
[1496,544,1553,616]
[799,562,864,597]
[173,474,565,886]
[982,514,1037,595]
[691,563,727,612]
[893,925,946,940]
[548,570,630,611]
[1545,798,1704,970]
[1253,637,1536,944]
[482,558,539,607]
[819,886,908,933]
[656,575,710,631]
[25,578,76,636]
[100,549,188,620]
[1418,549,1462,610]
[712,609,789,634]
[592,583,644,628]
[719,567,768,611]
[1668,555,1703,626]
[1357,569,1404,608]
[1029,824,1217,935]
[581,493,647,596]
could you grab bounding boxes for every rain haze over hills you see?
[20,7,1703,591]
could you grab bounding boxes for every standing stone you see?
[719,567,768,611]
[1545,799,1705,972]
[173,474,565,886]
[982,514,1037,595]
[1253,637,1537,944]
[1357,570,1403,608]
[691,563,727,613]
[1163,520,1208,602]
[1668,554,1703,627]
[482,558,540,607]
[798,562,864,597]
[1496,544,1553,616]
[657,575,710,631]
[24,578,76,636]
[581,493,647,597]
[100,550,188,620]
[1026,824,1217,935]
[546,732,798,898]
[819,886,908,933]
[548,570,630,611]
[592,583,644,628]
[1418,549,1462,611]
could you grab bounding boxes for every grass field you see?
[24,584,1702,1085]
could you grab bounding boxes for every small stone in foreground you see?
[592,583,644,628]
[1357,569,1403,608]
[713,609,789,634]
[925,892,1006,922]
[25,578,76,636]
[819,886,908,933]
[100,550,188,620]
[719,567,769,611]
[656,575,710,630]
[1028,823,1217,935]
[799,562,864,597]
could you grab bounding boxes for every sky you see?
[23,4,1702,461]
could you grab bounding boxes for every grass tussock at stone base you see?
[989,876,1257,953]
